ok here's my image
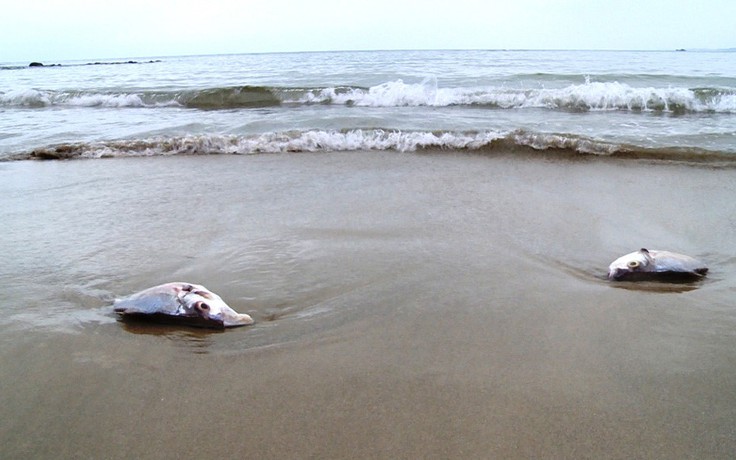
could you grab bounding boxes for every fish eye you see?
[196,302,210,311]
[627,260,640,268]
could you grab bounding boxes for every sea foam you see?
[301,79,735,113]
[15,129,639,160]
[2,80,734,113]
[13,128,732,164]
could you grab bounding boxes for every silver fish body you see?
[607,248,708,282]
[113,282,254,328]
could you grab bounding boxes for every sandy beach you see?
[2,150,735,458]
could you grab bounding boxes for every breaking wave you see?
[11,129,735,165]
[0,89,171,108]
[302,79,736,113]
[2,80,735,113]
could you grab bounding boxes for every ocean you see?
[1,49,735,161]
[2,50,736,459]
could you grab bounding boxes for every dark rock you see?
[28,62,61,67]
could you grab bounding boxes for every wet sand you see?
[1,151,736,458]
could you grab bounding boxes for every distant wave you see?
[0,88,177,108]
[2,80,735,113]
[9,129,735,165]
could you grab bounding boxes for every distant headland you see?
[28,59,161,68]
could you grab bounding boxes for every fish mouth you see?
[221,310,255,327]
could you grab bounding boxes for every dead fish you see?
[608,248,708,282]
[113,282,254,329]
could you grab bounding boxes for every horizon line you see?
[8,46,735,64]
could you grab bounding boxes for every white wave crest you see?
[711,92,736,112]
[20,130,505,159]
[69,130,505,158]
[534,81,692,112]
[0,89,176,108]
[299,79,736,113]
[303,79,443,106]
[65,93,147,108]
[511,131,621,155]
[26,129,645,162]
[0,89,53,107]
[250,129,505,152]
[3,81,735,113]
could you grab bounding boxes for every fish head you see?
[178,284,254,327]
[607,248,656,281]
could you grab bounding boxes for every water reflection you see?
[608,280,705,293]
[118,317,224,354]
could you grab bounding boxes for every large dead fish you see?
[608,248,708,282]
[113,282,254,329]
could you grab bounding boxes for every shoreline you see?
[5,131,736,165]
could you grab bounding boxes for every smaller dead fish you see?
[608,248,708,282]
[113,282,253,329]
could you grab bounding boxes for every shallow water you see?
[2,151,736,458]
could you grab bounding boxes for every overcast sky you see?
[3,0,734,62]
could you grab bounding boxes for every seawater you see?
[4,50,736,459]
[1,50,735,161]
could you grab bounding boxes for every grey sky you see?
[2,0,734,62]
